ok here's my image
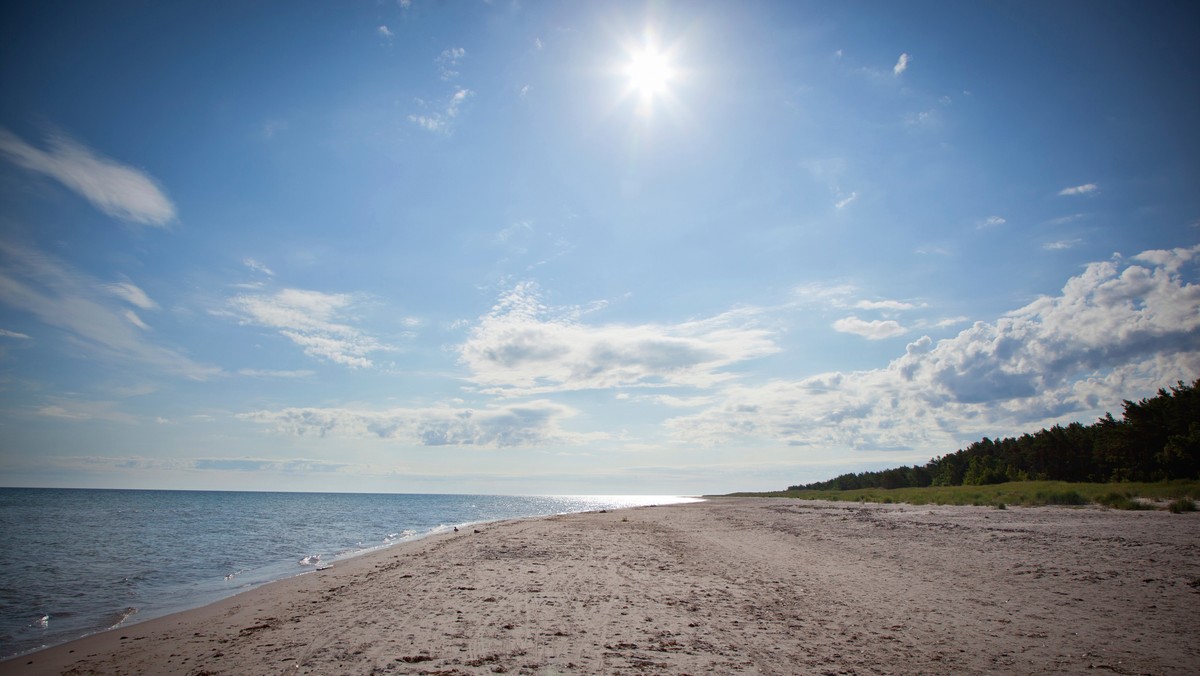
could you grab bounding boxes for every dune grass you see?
[722,480,1200,509]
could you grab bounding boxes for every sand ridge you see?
[3,497,1198,674]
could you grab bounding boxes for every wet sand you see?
[3,497,1198,675]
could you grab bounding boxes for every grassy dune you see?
[724,480,1200,510]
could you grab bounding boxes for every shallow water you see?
[0,488,697,658]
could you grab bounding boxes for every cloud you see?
[237,368,316,378]
[1044,239,1082,250]
[226,287,390,368]
[0,241,219,379]
[437,47,466,79]
[667,246,1200,451]
[457,282,779,395]
[893,53,910,76]
[408,88,473,133]
[192,458,347,473]
[239,399,595,448]
[0,127,176,226]
[378,25,393,39]
[1059,183,1098,196]
[854,299,917,311]
[834,192,858,209]
[398,0,411,8]
[103,281,158,310]
[242,257,275,277]
[832,316,907,340]
[0,328,31,339]
[978,215,1007,228]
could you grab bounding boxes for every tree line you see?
[788,379,1200,491]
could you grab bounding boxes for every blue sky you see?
[1,0,1197,494]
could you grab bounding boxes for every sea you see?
[0,488,700,659]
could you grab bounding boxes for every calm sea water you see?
[0,488,699,658]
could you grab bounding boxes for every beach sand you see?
[3,497,1197,675]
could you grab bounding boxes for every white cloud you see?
[978,215,1007,228]
[437,47,466,79]
[243,257,275,277]
[834,192,858,209]
[1044,239,1082,250]
[0,329,31,339]
[893,53,910,76]
[239,399,596,448]
[103,281,158,310]
[378,25,393,39]
[0,127,176,226]
[1059,183,1098,196]
[237,368,316,378]
[0,241,218,379]
[408,88,473,133]
[668,246,1200,451]
[457,282,779,395]
[227,288,390,369]
[832,316,907,340]
[398,0,411,8]
[854,299,917,311]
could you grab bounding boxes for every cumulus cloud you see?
[668,246,1200,451]
[0,127,176,226]
[1059,183,1098,196]
[457,282,779,395]
[832,316,907,340]
[226,288,389,368]
[0,241,218,378]
[893,53,910,76]
[239,399,593,448]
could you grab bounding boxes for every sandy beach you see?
[3,497,1197,675]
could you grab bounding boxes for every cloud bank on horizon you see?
[0,1,1197,494]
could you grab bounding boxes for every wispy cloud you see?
[893,53,910,76]
[1043,239,1082,250]
[0,328,31,339]
[408,88,473,133]
[378,25,394,40]
[832,316,907,340]
[237,368,316,378]
[834,192,858,209]
[240,399,597,448]
[102,281,158,310]
[978,215,1007,229]
[854,299,918,311]
[0,127,176,226]
[226,287,390,368]
[457,282,779,395]
[437,47,466,80]
[242,257,275,277]
[0,241,218,379]
[1059,183,1098,196]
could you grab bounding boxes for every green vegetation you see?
[786,380,1199,492]
[726,480,1200,508]
[1168,498,1197,514]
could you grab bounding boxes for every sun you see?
[626,47,673,98]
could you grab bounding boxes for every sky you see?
[0,1,1197,495]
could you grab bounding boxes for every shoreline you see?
[3,498,1198,674]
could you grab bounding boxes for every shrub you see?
[1040,490,1087,506]
[1094,491,1151,510]
[1168,498,1197,514]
